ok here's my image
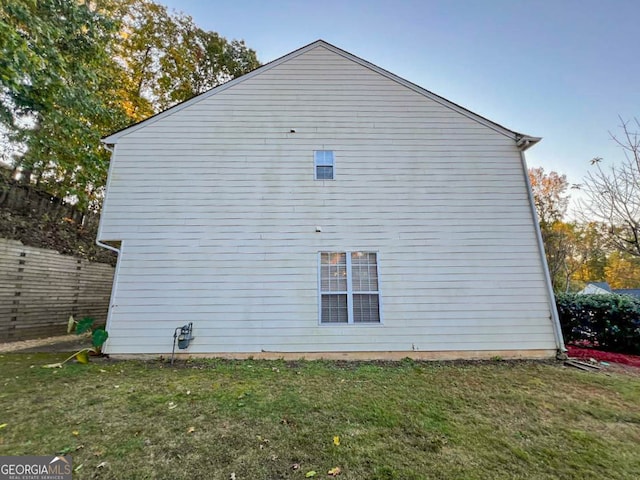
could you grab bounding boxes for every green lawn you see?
[0,354,639,479]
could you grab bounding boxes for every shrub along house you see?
[98,40,565,358]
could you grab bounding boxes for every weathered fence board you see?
[0,239,114,341]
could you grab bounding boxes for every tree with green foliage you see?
[1,0,259,210]
[1,0,129,209]
[110,0,260,117]
[571,222,609,284]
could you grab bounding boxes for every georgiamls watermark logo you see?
[0,455,72,480]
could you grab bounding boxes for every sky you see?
[161,0,639,199]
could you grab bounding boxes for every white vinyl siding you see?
[98,44,558,355]
[319,251,381,324]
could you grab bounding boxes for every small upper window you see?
[314,150,334,180]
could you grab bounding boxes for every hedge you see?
[556,293,640,355]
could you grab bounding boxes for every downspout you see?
[96,143,121,353]
[96,144,121,254]
[96,238,120,355]
[518,146,566,354]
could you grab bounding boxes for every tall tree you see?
[571,222,609,284]
[605,251,640,289]
[109,0,260,118]
[528,167,573,291]
[529,167,569,228]
[579,118,640,257]
[1,0,130,209]
[1,0,260,209]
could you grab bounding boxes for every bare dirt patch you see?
[0,334,90,353]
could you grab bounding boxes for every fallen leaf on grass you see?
[328,466,342,476]
[333,435,340,446]
[74,463,83,473]
[72,431,79,436]
[305,471,317,478]
[0,424,7,430]
[168,402,177,410]
[43,363,63,369]
[291,463,300,470]
[97,461,108,469]
[187,426,195,434]
[230,473,236,480]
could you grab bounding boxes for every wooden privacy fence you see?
[0,238,114,341]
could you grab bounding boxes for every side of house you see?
[98,41,562,357]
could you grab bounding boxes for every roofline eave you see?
[515,135,542,151]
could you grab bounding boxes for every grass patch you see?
[0,355,639,479]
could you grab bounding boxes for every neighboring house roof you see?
[578,282,640,298]
[613,288,640,299]
[102,39,541,149]
[578,282,613,295]
[588,282,612,292]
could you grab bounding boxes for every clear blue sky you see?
[161,0,638,194]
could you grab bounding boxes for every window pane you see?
[320,252,347,291]
[321,294,348,323]
[353,294,380,323]
[315,150,334,165]
[316,165,333,180]
[351,252,378,291]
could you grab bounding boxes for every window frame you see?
[317,251,383,325]
[314,150,335,181]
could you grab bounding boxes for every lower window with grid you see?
[319,251,381,324]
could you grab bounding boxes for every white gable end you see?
[98,41,562,357]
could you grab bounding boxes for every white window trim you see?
[317,251,383,325]
[314,150,335,180]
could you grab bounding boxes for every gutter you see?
[516,134,542,152]
[96,239,120,254]
[519,148,567,353]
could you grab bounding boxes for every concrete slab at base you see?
[110,349,557,362]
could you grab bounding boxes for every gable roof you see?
[578,282,613,295]
[102,39,541,149]
[588,282,613,292]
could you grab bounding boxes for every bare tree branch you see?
[578,118,640,257]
